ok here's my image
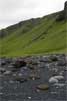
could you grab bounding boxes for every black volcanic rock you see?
[64,1,67,11]
[64,1,67,19]
[13,60,27,68]
[56,1,67,21]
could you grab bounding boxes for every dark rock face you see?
[64,1,67,19]
[64,1,67,12]
[56,11,65,21]
[56,1,67,21]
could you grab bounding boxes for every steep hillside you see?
[0,2,67,57]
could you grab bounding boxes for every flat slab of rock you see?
[37,84,49,90]
[14,76,28,83]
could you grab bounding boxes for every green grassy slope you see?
[0,11,67,57]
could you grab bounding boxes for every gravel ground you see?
[0,54,67,101]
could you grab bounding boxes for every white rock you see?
[49,77,58,83]
[49,75,64,83]
[54,75,64,80]
[4,71,11,75]
[28,96,31,99]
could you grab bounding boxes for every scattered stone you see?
[29,74,40,80]
[54,83,65,87]
[12,73,17,77]
[4,70,12,75]
[49,55,58,62]
[13,60,27,68]
[9,80,14,84]
[1,60,6,66]
[49,77,58,84]
[53,75,64,80]
[0,93,3,95]
[11,69,18,72]
[49,75,64,84]
[39,56,51,63]
[0,68,6,73]
[5,58,12,64]
[23,66,28,70]
[64,66,67,71]
[27,64,35,70]
[57,60,66,66]
[36,89,40,92]
[28,96,32,99]
[37,84,49,91]
[18,73,23,76]
[50,92,57,94]
[8,65,14,68]
[0,54,66,100]
[59,71,64,76]
[15,76,28,83]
